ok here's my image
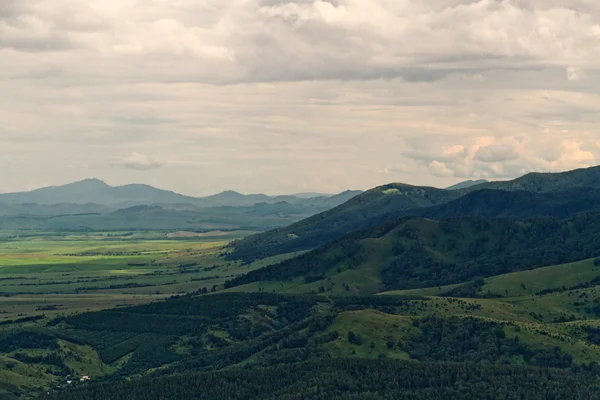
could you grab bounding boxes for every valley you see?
[0,230,262,320]
[5,166,600,398]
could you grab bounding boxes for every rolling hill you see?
[227,211,600,293]
[228,165,600,262]
[445,179,488,190]
[29,287,600,399]
[227,183,461,262]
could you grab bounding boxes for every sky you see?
[2,0,600,196]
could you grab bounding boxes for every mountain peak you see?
[66,178,111,188]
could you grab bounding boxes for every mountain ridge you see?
[0,179,362,209]
[227,210,600,293]
[445,179,489,190]
[228,165,600,262]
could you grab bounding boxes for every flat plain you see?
[0,230,256,319]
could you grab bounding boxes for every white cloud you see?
[4,1,600,84]
[535,140,596,170]
[113,153,163,170]
[475,144,520,163]
[406,134,599,181]
[429,161,454,177]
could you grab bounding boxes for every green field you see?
[0,230,262,320]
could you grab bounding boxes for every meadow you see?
[0,230,258,319]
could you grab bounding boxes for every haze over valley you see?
[4,0,600,399]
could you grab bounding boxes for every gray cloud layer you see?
[1,0,600,195]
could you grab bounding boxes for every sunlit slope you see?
[228,212,600,294]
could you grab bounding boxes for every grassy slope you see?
[229,212,600,295]
[483,258,600,297]
[225,254,600,365]
[7,269,600,398]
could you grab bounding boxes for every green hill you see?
[228,184,460,262]
[412,188,600,220]
[45,358,600,400]
[14,290,600,399]
[229,165,600,263]
[446,179,488,190]
[227,211,600,293]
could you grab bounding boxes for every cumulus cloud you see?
[406,136,598,180]
[113,153,163,171]
[475,144,520,163]
[539,140,596,170]
[429,161,454,177]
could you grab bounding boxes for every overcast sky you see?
[2,0,600,196]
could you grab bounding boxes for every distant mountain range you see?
[0,180,363,232]
[0,179,361,209]
[8,167,600,236]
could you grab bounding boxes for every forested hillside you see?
[410,188,600,220]
[13,284,598,400]
[8,289,597,399]
[227,184,460,262]
[44,359,600,400]
[228,211,600,292]
[228,165,600,263]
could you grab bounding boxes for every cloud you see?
[429,161,454,177]
[541,140,595,169]
[1,1,600,194]
[113,153,164,170]
[0,2,77,51]
[566,66,585,81]
[405,135,598,181]
[475,144,520,163]
[3,1,600,83]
